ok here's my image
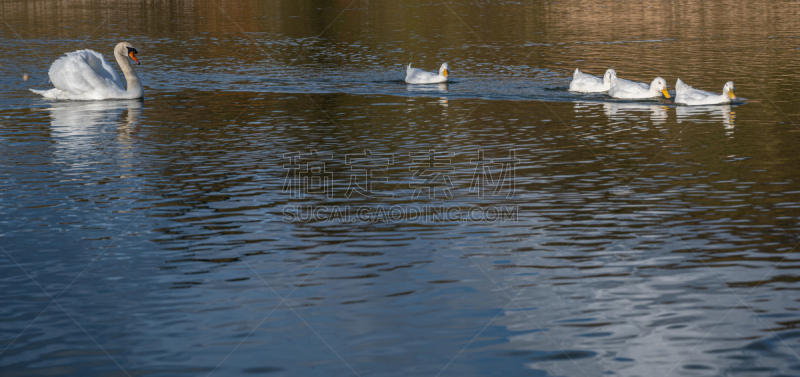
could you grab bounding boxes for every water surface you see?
[2,1,800,376]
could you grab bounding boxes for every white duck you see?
[675,79,735,106]
[405,63,448,84]
[31,42,143,100]
[569,68,617,92]
[608,76,670,99]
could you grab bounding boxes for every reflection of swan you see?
[602,102,668,125]
[676,104,735,130]
[32,42,143,100]
[569,68,616,92]
[609,76,669,99]
[47,100,143,163]
[405,63,448,84]
[675,79,735,106]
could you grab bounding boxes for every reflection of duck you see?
[602,102,668,125]
[609,76,670,99]
[676,104,735,131]
[405,63,448,84]
[569,68,616,92]
[406,82,448,94]
[47,100,143,163]
[675,79,735,106]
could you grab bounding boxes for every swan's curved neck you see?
[114,52,143,98]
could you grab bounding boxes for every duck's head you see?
[439,63,449,78]
[115,42,140,65]
[603,69,617,84]
[651,77,669,98]
[723,81,736,99]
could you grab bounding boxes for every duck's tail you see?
[573,68,580,78]
[675,78,688,92]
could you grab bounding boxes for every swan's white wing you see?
[48,49,124,95]
[82,50,122,84]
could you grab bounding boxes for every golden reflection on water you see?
[3,0,799,111]
[3,0,799,82]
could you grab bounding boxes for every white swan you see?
[568,68,616,92]
[608,76,670,99]
[675,79,735,106]
[31,42,143,100]
[405,63,448,84]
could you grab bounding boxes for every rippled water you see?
[2,1,800,376]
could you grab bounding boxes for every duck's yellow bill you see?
[728,90,736,99]
[443,69,449,77]
[662,89,670,99]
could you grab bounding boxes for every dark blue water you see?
[2,1,800,376]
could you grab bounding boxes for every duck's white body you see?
[608,76,670,99]
[31,42,142,100]
[675,79,735,106]
[405,63,448,84]
[569,68,616,92]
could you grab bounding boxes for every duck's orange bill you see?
[443,69,449,77]
[129,51,140,65]
[728,90,736,99]
[662,89,671,99]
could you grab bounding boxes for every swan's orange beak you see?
[129,51,140,65]
[662,89,670,99]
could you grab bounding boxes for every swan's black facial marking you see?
[126,46,140,65]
